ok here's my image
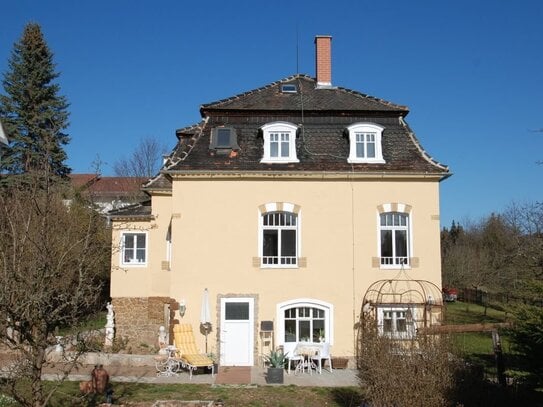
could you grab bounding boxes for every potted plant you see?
[264,349,287,384]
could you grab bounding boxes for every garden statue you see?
[104,302,115,347]
[158,325,168,354]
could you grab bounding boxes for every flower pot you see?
[266,367,284,384]
[331,357,349,369]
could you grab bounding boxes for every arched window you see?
[261,211,298,266]
[380,212,410,266]
[258,202,300,268]
[277,299,333,344]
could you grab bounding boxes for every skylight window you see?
[281,84,297,93]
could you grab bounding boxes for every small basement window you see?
[281,84,297,93]
[210,127,239,150]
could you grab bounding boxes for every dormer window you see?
[347,123,385,164]
[210,127,239,150]
[281,84,297,93]
[260,122,299,163]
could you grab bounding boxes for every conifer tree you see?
[0,23,70,181]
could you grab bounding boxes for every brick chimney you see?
[315,35,332,88]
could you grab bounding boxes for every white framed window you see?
[377,307,416,339]
[260,122,299,163]
[380,212,410,267]
[121,231,148,266]
[261,211,298,267]
[347,123,385,163]
[277,299,333,345]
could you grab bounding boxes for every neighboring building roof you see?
[70,174,149,215]
[163,75,448,177]
[70,174,148,198]
[107,199,153,220]
[142,173,172,192]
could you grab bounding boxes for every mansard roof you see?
[159,75,447,178]
[200,75,408,115]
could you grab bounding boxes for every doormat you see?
[215,366,251,384]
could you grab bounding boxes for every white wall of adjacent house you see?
[110,176,442,361]
[0,120,8,155]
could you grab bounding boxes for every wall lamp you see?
[179,299,186,318]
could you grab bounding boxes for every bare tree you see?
[357,319,462,407]
[0,176,110,406]
[113,136,168,178]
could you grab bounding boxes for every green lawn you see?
[444,301,510,325]
[58,311,107,336]
[5,382,365,407]
[443,300,525,382]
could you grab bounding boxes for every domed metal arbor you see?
[359,275,443,338]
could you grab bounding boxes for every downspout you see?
[350,165,356,359]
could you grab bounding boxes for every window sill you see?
[379,265,411,270]
[121,262,148,268]
[347,158,385,164]
[260,158,300,164]
[260,265,299,270]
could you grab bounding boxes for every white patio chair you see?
[311,342,333,374]
[284,342,305,374]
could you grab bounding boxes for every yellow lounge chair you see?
[172,324,215,379]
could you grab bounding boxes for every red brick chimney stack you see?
[315,35,332,88]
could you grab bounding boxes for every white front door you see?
[220,297,254,366]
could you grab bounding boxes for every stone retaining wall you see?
[112,297,176,347]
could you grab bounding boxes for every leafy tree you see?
[113,136,167,178]
[0,23,70,182]
[507,281,543,387]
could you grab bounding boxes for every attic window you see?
[210,127,239,150]
[281,84,297,93]
[260,122,299,164]
[346,123,385,164]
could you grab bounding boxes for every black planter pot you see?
[266,367,284,384]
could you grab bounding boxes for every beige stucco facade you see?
[110,174,443,363]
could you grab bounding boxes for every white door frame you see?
[219,297,255,366]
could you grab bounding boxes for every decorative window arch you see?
[277,299,334,345]
[258,202,301,268]
[260,122,299,163]
[377,203,413,268]
[347,122,385,164]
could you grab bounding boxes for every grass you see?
[444,300,510,325]
[33,381,366,407]
[58,311,107,336]
[444,300,512,358]
[443,300,527,381]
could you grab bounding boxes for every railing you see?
[380,256,408,266]
[262,256,297,266]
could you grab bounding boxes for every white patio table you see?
[294,343,322,375]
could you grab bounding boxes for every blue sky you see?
[1,0,542,228]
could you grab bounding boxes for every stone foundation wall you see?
[112,297,175,347]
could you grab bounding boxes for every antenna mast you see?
[296,25,299,73]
